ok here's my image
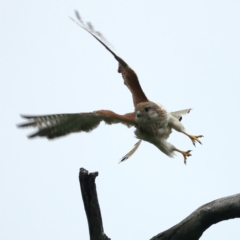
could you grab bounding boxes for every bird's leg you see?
[173,148,191,164]
[182,131,203,146]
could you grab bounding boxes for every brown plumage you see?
[18,11,203,164]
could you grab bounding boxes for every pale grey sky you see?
[1,1,240,239]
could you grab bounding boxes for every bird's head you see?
[135,102,160,123]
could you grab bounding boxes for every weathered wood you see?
[79,168,110,240]
[150,193,240,240]
[79,168,240,240]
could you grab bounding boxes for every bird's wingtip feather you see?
[27,132,38,138]
[118,156,128,164]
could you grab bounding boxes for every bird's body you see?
[18,11,203,164]
[133,102,194,162]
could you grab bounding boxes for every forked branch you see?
[79,168,110,240]
[79,168,240,240]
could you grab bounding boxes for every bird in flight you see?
[18,11,203,164]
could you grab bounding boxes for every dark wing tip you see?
[17,115,36,128]
[19,114,32,119]
[118,155,128,164]
[74,10,81,20]
[27,132,39,138]
[17,123,32,128]
[27,129,53,139]
[71,11,128,68]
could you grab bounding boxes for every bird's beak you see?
[136,111,141,118]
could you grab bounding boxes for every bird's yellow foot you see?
[188,135,203,146]
[181,150,191,164]
[174,149,192,164]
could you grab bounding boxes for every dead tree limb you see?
[79,168,110,240]
[150,193,240,240]
[79,168,240,240]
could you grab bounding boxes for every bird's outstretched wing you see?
[71,11,149,106]
[170,108,192,121]
[17,110,135,139]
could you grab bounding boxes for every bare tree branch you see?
[79,168,240,240]
[150,193,240,240]
[79,168,110,240]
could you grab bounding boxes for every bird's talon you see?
[175,149,192,164]
[189,135,203,146]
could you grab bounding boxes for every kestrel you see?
[18,11,203,164]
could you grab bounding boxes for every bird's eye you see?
[145,107,150,112]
